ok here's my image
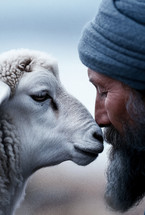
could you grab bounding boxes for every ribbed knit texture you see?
[78,0,145,90]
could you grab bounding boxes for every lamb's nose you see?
[92,131,103,143]
[74,126,104,155]
[89,128,104,153]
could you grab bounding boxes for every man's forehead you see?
[88,69,114,85]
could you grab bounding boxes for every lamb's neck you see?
[0,115,25,215]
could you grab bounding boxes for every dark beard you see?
[104,124,145,212]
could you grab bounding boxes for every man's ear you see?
[0,81,11,105]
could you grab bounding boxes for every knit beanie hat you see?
[78,0,145,91]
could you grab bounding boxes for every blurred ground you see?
[16,146,145,215]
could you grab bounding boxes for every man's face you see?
[88,69,133,133]
[88,68,145,212]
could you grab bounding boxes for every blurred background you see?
[0,0,144,214]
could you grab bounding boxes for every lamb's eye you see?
[31,91,52,102]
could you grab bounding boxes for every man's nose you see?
[95,97,110,127]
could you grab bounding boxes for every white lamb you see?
[0,49,103,215]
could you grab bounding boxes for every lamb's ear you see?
[0,81,11,105]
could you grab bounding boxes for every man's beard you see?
[104,123,145,212]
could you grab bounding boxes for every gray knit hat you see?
[78,0,145,90]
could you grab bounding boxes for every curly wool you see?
[0,114,23,212]
[0,49,58,93]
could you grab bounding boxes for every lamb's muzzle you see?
[73,125,103,165]
[0,49,103,215]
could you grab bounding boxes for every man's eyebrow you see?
[88,76,93,82]
[88,74,96,83]
[89,78,97,86]
[89,76,102,85]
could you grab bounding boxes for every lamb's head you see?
[0,49,103,213]
[0,49,104,171]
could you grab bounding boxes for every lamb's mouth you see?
[74,145,100,158]
[74,141,103,156]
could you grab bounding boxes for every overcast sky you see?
[0,0,102,48]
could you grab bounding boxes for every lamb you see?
[0,49,103,215]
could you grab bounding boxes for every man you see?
[78,0,145,213]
